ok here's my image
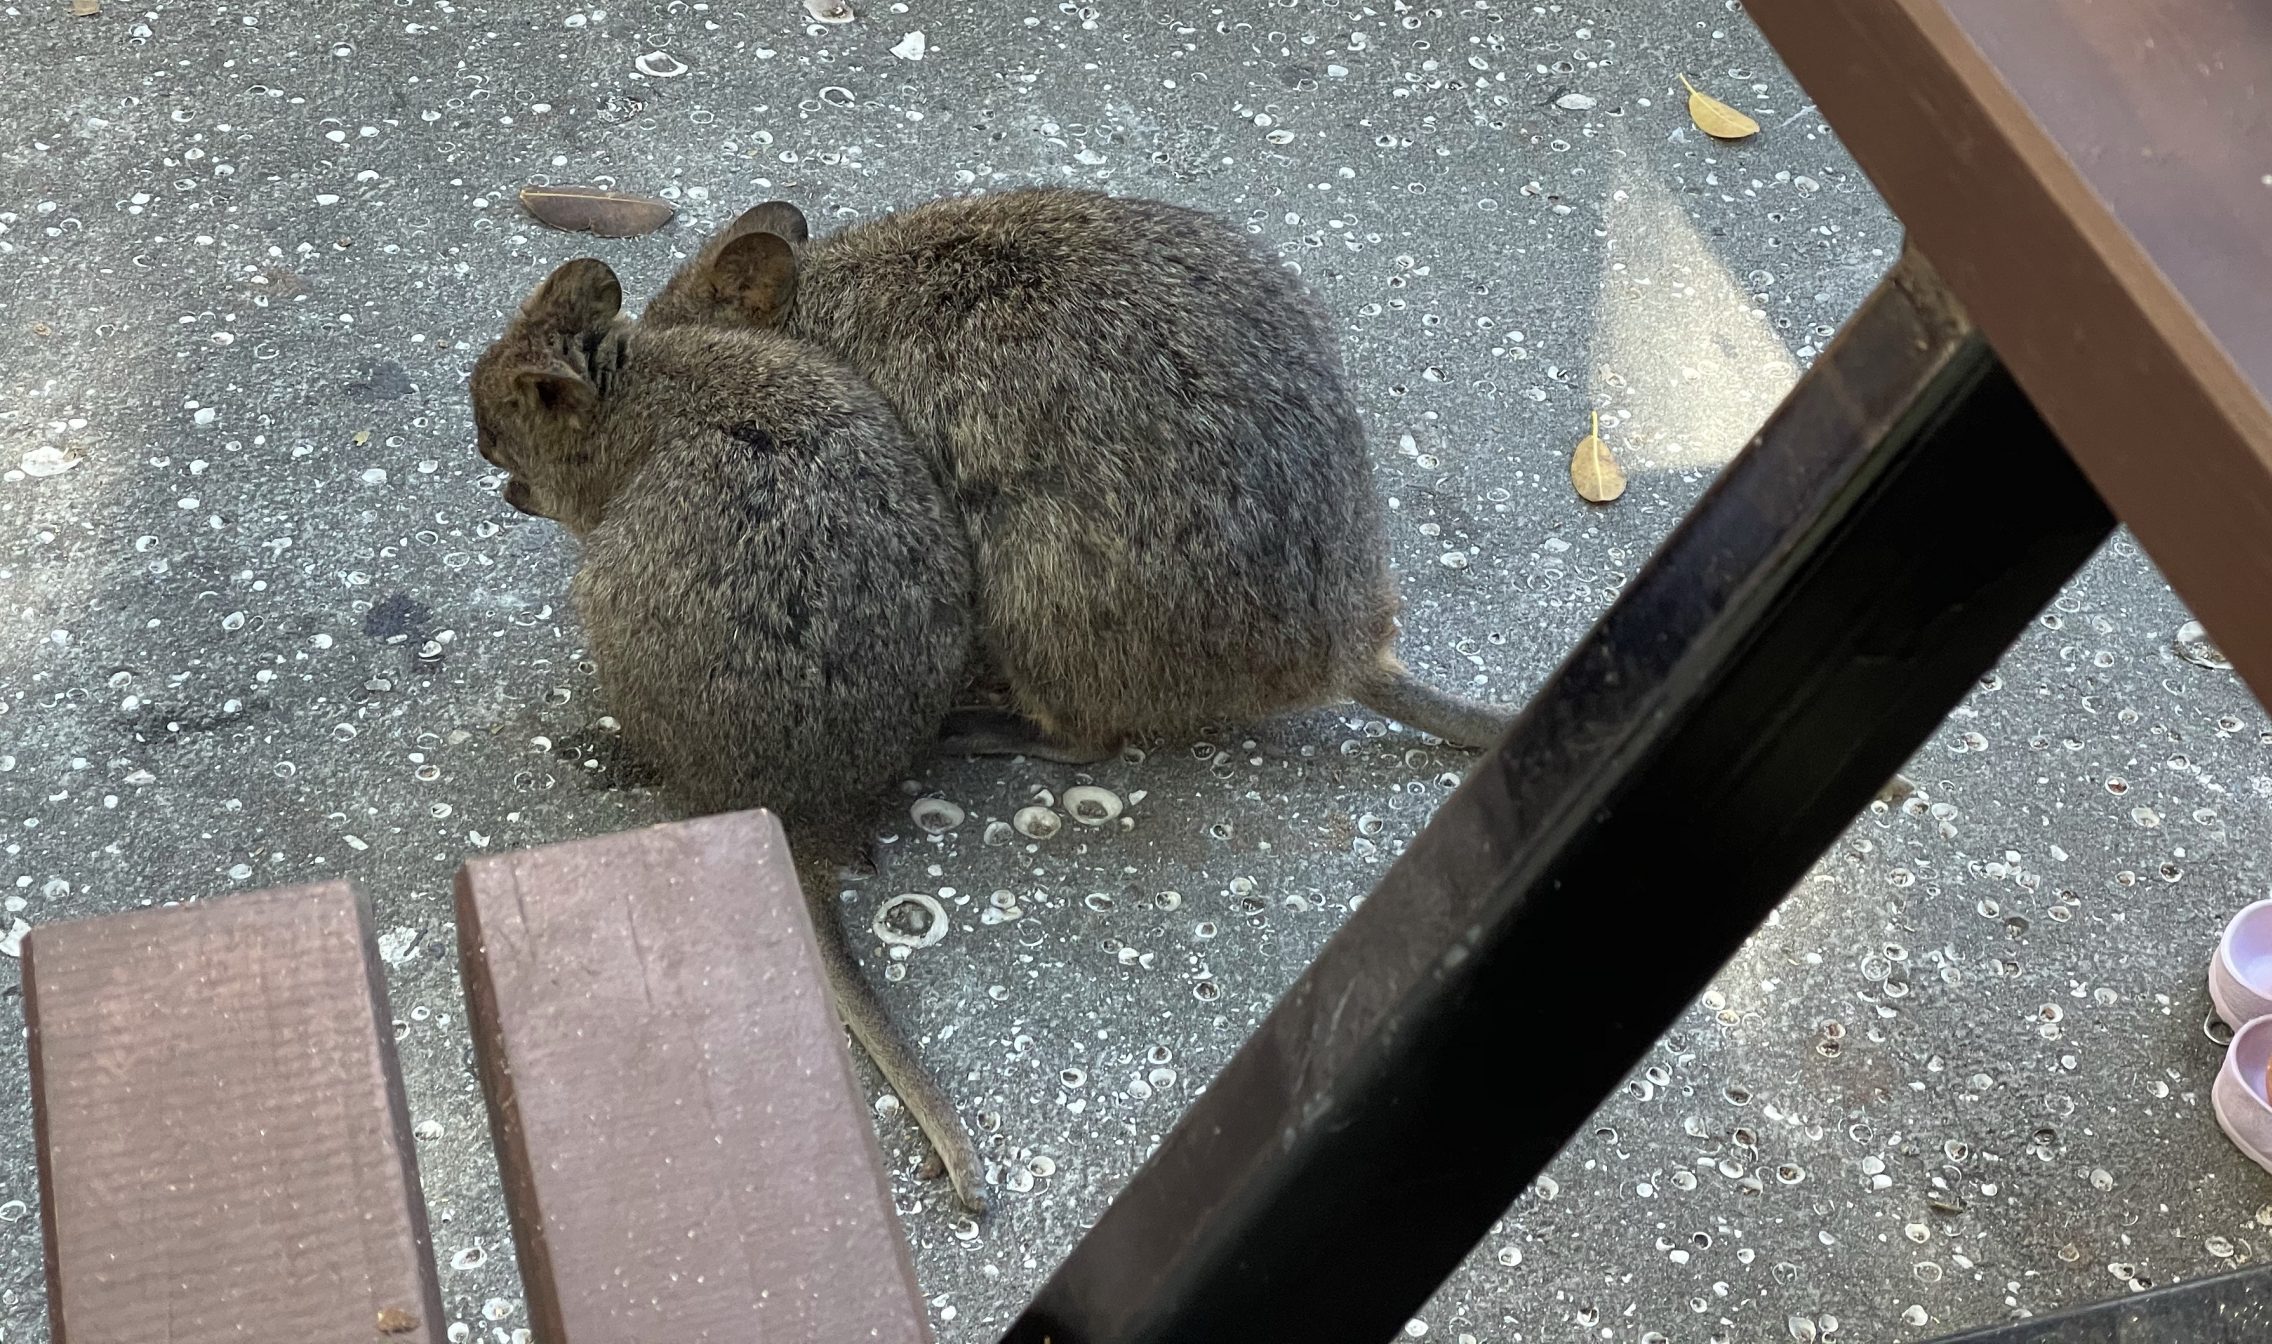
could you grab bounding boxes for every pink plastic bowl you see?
[2215,1016,2272,1176]
[2210,899,2272,1030]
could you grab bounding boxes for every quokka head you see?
[469,256,630,534]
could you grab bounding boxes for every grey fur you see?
[643,186,1515,755]
[470,258,990,1214]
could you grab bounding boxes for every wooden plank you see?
[24,883,445,1343]
[455,810,930,1344]
[1946,2,2272,399]
[1743,0,2272,704]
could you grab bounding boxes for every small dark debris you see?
[346,361,415,403]
[364,592,431,640]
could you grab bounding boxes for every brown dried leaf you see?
[1681,75,1759,141]
[1570,411,1625,504]
[71,0,99,16]
[518,185,676,239]
[374,1306,420,1335]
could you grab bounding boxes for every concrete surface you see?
[1,0,2268,1341]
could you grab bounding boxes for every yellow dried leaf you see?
[1570,411,1625,504]
[71,0,99,16]
[518,185,677,239]
[353,430,371,445]
[1680,75,1759,141]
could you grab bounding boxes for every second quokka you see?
[470,257,991,1214]
[641,187,1516,762]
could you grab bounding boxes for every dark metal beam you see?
[1930,1264,2272,1343]
[1002,249,2117,1344]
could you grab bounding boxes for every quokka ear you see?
[725,200,809,246]
[508,361,598,421]
[523,257,624,332]
[709,231,799,325]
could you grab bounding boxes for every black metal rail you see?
[1003,249,2118,1344]
[1938,1263,2272,1342]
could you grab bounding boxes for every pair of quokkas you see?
[471,186,1514,1213]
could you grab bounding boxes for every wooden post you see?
[25,883,444,1342]
[456,810,930,1344]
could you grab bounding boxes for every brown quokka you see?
[640,187,1515,762]
[471,257,990,1213]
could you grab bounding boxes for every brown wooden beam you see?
[1743,0,2272,703]
[25,883,444,1343]
[456,810,930,1344]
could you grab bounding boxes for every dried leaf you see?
[518,185,676,239]
[71,0,99,16]
[353,429,372,446]
[1681,75,1759,141]
[1570,411,1625,504]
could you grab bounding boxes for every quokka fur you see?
[642,187,1515,760]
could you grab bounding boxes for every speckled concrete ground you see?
[1,1,2268,1341]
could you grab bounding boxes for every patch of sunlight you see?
[1588,148,1801,476]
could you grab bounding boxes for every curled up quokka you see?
[641,186,1516,763]
[470,257,991,1214]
